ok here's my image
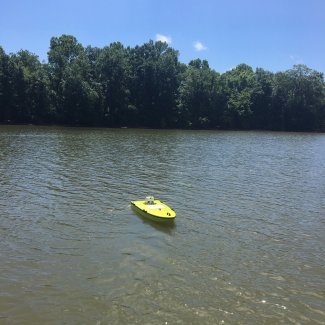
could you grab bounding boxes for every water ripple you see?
[1,126,324,324]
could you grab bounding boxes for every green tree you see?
[177,59,222,128]
[129,41,180,128]
[251,68,274,129]
[221,64,256,129]
[97,42,132,126]
[48,35,84,122]
[0,47,12,122]
[270,65,325,131]
[61,57,101,125]
[0,50,51,123]
[48,35,103,124]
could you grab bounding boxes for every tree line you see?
[1,34,324,131]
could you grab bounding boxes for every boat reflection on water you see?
[131,205,176,234]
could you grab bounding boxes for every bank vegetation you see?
[1,35,325,131]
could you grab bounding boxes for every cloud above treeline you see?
[290,54,304,65]
[155,34,172,44]
[194,41,207,51]
[154,34,208,52]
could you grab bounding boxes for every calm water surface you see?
[0,125,324,324]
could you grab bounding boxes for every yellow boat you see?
[131,196,176,221]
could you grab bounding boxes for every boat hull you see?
[131,199,176,222]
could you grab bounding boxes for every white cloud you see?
[290,55,304,64]
[155,34,172,44]
[194,41,207,51]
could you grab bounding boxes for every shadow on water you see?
[131,206,176,235]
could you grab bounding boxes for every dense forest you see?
[1,35,325,131]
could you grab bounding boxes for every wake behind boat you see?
[131,196,176,221]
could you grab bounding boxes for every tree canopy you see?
[1,35,324,131]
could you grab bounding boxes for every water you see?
[0,125,324,324]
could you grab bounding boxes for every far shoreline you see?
[1,122,324,134]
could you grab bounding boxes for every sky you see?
[1,0,325,73]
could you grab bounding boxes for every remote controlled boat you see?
[131,196,176,221]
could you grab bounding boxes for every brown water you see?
[0,125,324,324]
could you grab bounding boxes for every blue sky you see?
[1,0,324,73]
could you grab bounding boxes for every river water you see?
[0,125,324,324]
